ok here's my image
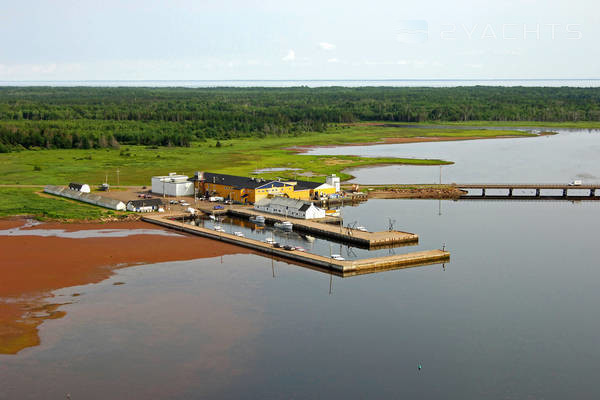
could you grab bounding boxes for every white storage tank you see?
[151,173,195,197]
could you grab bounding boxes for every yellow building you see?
[193,172,337,204]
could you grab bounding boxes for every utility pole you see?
[116,168,120,186]
[439,166,442,185]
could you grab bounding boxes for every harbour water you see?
[1,199,599,398]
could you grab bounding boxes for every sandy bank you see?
[366,186,466,199]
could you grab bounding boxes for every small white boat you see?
[331,254,345,261]
[356,226,368,232]
[233,231,244,237]
[264,237,275,244]
[250,215,266,224]
[209,215,216,220]
[295,246,306,252]
[302,235,315,243]
[274,221,293,231]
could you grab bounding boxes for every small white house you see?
[69,182,91,193]
[126,198,164,213]
[151,173,195,197]
[254,197,326,219]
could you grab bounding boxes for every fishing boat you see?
[283,245,295,251]
[264,237,275,244]
[295,246,306,252]
[250,215,266,224]
[233,231,244,237]
[356,226,368,232]
[274,221,293,231]
[331,254,345,261]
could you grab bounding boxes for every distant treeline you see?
[0,86,599,152]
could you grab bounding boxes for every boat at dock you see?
[274,221,293,231]
[250,215,266,224]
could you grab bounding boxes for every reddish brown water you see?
[0,219,251,355]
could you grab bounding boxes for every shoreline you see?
[0,218,253,355]
[287,132,549,155]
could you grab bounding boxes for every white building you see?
[69,182,91,193]
[326,174,341,192]
[151,173,195,197]
[126,198,164,212]
[254,197,326,219]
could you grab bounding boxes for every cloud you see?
[465,63,484,68]
[318,42,336,51]
[282,50,295,62]
[327,58,340,63]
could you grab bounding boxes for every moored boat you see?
[274,221,293,231]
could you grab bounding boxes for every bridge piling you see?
[563,189,568,197]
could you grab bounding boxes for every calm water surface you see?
[1,199,599,399]
[307,129,600,184]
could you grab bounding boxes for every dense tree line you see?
[0,86,599,152]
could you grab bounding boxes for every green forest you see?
[1,86,599,152]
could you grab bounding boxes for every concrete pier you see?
[142,215,448,276]
[226,207,418,248]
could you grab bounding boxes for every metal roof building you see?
[44,185,126,211]
[254,197,326,219]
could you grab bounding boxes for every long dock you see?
[141,215,449,276]
[227,207,418,248]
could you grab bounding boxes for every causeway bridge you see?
[457,183,600,200]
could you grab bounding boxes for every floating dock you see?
[142,215,449,276]
[226,207,418,248]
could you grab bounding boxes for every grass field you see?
[0,187,121,220]
[0,124,541,220]
[0,125,532,186]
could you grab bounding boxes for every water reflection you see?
[2,199,600,398]
[186,214,419,261]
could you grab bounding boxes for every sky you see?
[0,0,598,81]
